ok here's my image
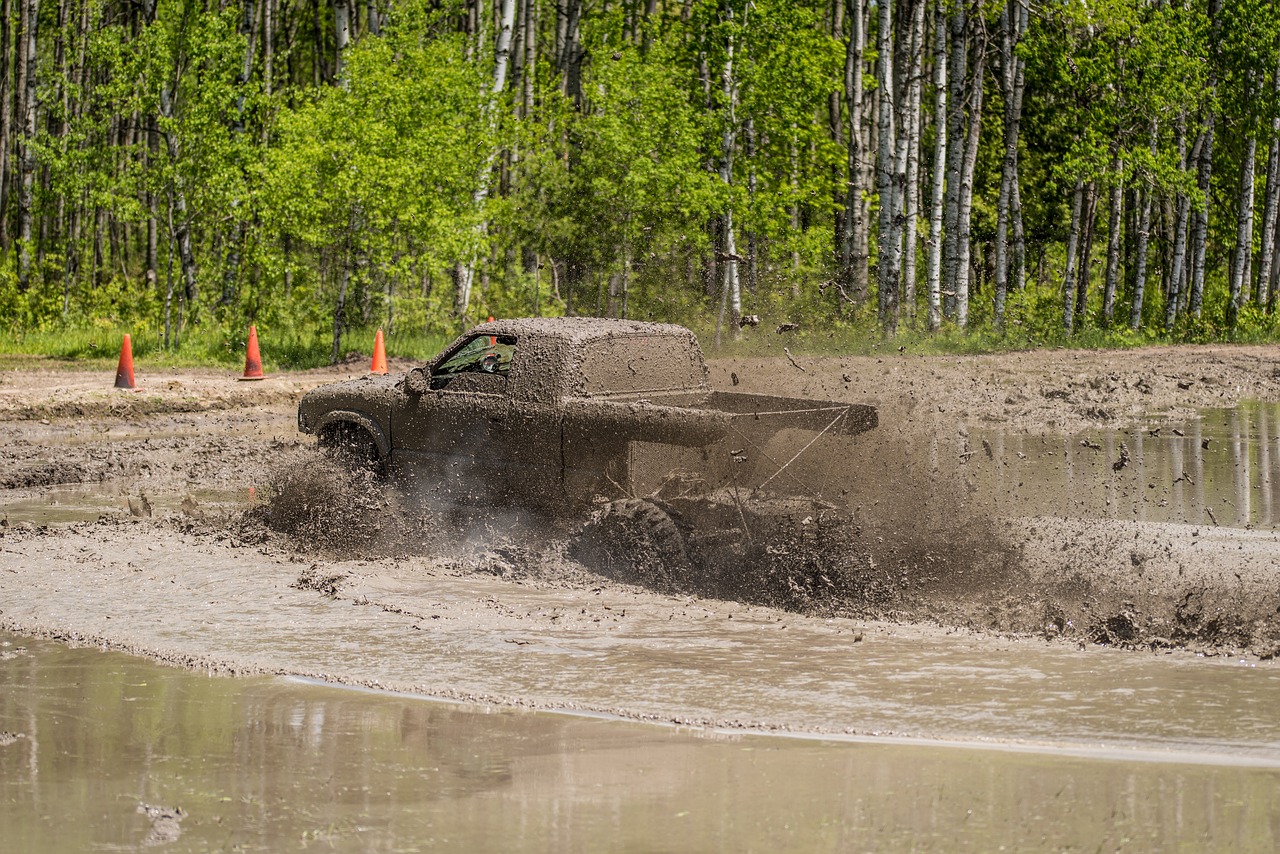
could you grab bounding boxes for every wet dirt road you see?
[4,347,1280,848]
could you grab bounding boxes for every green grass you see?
[0,323,453,372]
[4,284,1279,374]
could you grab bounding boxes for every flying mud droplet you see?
[251,449,435,558]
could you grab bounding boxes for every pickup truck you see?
[297,317,877,579]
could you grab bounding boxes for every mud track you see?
[2,344,1280,733]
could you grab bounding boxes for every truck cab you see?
[298,318,724,510]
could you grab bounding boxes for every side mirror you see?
[405,366,430,395]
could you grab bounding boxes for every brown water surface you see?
[2,632,1278,852]
[965,402,1280,528]
[7,402,1280,849]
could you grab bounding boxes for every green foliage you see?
[0,319,450,370]
[4,0,1280,364]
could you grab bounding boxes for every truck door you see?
[391,334,516,505]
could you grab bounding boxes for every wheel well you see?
[318,420,383,465]
[319,420,366,442]
[313,412,389,458]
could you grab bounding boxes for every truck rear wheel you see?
[569,498,690,590]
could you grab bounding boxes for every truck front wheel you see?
[318,422,382,473]
[569,498,690,590]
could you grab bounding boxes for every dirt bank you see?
[2,343,1280,734]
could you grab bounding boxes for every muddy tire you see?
[569,498,690,590]
[318,423,383,473]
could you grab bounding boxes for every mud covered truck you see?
[297,317,877,586]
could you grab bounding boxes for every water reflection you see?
[2,633,1278,852]
[955,402,1280,528]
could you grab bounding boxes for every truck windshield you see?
[434,334,517,378]
[577,334,706,397]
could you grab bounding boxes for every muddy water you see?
[7,403,1280,849]
[962,402,1280,529]
[4,402,1277,529]
[2,632,1278,852]
[0,482,248,525]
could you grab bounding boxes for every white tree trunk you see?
[1189,0,1220,317]
[1130,127,1158,330]
[1063,179,1083,333]
[874,0,899,331]
[900,0,926,317]
[925,0,947,332]
[1230,134,1257,324]
[1011,171,1026,290]
[1166,121,1192,331]
[954,27,986,328]
[842,0,868,302]
[455,0,517,317]
[1102,155,1123,326]
[714,13,739,347]
[941,1,966,320]
[15,0,39,291]
[1256,133,1280,307]
[333,0,351,83]
[1257,58,1280,305]
[993,0,1026,330]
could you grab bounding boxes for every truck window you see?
[431,334,516,390]
[577,334,706,397]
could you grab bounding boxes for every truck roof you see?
[470,317,697,345]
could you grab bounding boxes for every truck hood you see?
[297,373,402,434]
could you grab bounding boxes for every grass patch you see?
[0,323,452,371]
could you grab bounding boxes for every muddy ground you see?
[2,343,1280,730]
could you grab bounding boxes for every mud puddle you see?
[0,481,250,524]
[962,401,1280,528]
[4,524,1280,754]
[2,632,1278,852]
[4,401,1274,531]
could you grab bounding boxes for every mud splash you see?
[249,426,1280,657]
[256,440,1022,622]
[255,449,437,556]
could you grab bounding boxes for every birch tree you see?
[456,0,516,318]
[15,0,39,291]
[1256,59,1280,308]
[840,0,868,304]
[874,0,900,331]
[898,0,926,317]
[993,0,1027,330]
[925,0,946,331]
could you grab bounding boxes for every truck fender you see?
[312,410,391,460]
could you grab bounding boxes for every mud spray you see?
[253,438,1019,620]
[252,425,1280,658]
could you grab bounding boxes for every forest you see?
[0,0,1278,363]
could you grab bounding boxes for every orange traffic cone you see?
[114,334,137,390]
[239,325,266,381]
[487,316,496,346]
[370,328,388,375]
